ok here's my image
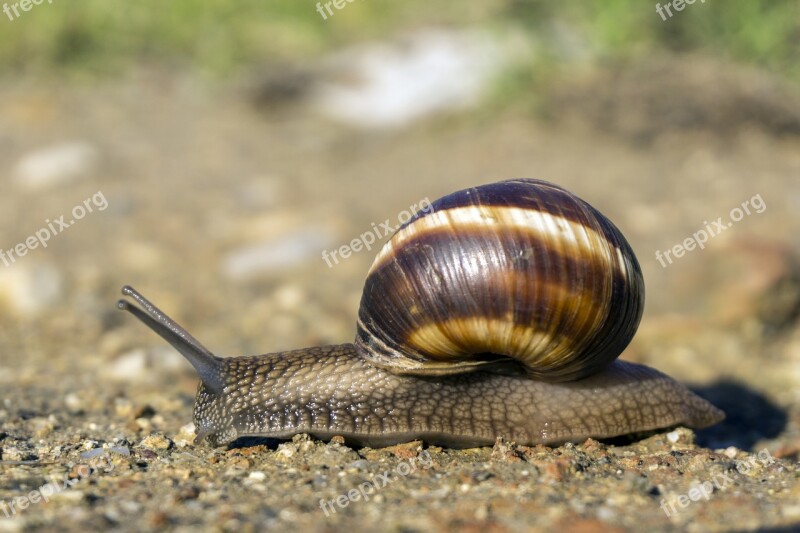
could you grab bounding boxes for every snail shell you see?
[356,179,644,382]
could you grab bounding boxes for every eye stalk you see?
[117,285,224,394]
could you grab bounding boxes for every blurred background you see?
[0,1,799,531]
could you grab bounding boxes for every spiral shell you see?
[354,178,644,382]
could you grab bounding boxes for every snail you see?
[117,178,724,448]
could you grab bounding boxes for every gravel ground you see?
[1,56,799,532]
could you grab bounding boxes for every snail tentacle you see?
[118,286,224,395]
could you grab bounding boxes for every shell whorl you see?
[355,178,645,382]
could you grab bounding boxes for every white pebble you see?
[105,346,187,383]
[174,422,197,448]
[248,471,267,481]
[108,446,131,457]
[276,444,296,459]
[0,517,24,532]
[313,29,510,129]
[724,446,739,459]
[222,228,333,280]
[79,448,106,460]
[597,506,616,521]
[119,500,142,514]
[105,349,148,381]
[274,284,305,309]
[50,490,84,503]
[278,509,297,521]
[139,434,172,450]
[64,393,83,412]
[13,141,99,190]
[0,263,63,317]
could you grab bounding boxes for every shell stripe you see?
[370,205,626,278]
[398,179,598,231]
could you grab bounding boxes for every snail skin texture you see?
[118,179,724,448]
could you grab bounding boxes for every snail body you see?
[118,179,724,447]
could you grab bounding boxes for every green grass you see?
[503,0,800,75]
[0,0,797,81]
[0,0,485,75]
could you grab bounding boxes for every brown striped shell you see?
[354,179,644,382]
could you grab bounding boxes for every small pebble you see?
[12,141,98,190]
[79,448,107,460]
[0,518,24,532]
[724,446,739,459]
[276,443,296,460]
[0,263,63,317]
[139,435,172,451]
[64,393,83,412]
[119,501,142,514]
[50,490,84,504]
[106,350,148,381]
[105,348,185,382]
[248,471,267,481]
[596,506,616,521]
[139,449,158,460]
[274,284,305,309]
[221,228,333,280]
[174,423,197,448]
[474,504,489,521]
[108,446,131,457]
[114,397,135,417]
[347,459,370,470]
